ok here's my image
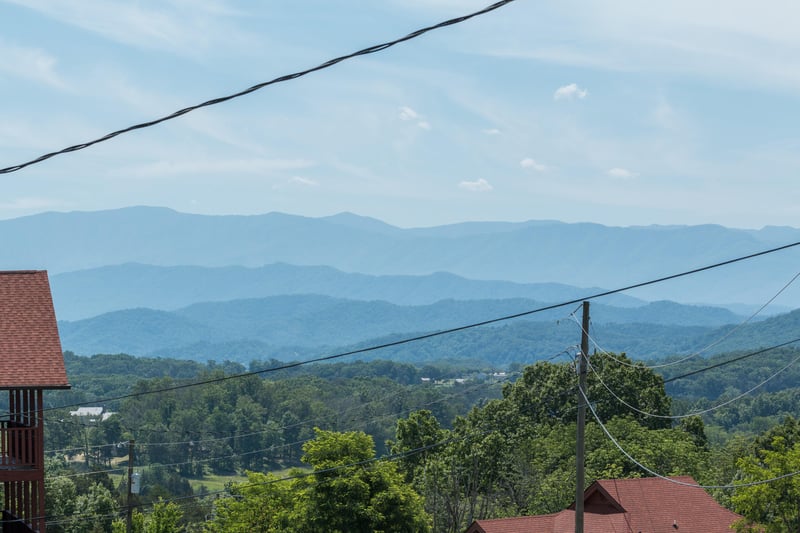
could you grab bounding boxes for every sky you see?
[1,0,799,229]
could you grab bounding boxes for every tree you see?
[300,429,430,533]
[204,472,297,533]
[731,436,800,532]
[112,499,183,533]
[501,352,672,430]
[68,482,118,533]
[391,410,447,481]
[45,477,78,533]
[206,429,430,532]
[393,357,690,531]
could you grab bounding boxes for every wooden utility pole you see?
[575,301,590,533]
[126,439,135,533]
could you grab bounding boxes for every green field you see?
[187,473,246,493]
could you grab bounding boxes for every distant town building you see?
[69,406,115,422]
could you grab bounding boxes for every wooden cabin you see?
[0,271,70,532]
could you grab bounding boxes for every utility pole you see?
[575,301,590,533]
[126,439,135,533]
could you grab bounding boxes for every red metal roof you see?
[0,270,70,389]
[467,476,744,533]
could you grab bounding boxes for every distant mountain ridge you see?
[56,293,748,359]
[49,262,644,321]
[4,206,800,306]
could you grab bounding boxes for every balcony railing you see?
[0,420,37,469]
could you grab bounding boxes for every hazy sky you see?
[1,0,798,229]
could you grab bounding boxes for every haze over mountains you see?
[50,263,646,321]
[4,206,799,307]
[3,206,797,362]
[56,294,751,361]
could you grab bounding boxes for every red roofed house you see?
[467,476,745,533]
[0,271,70,532]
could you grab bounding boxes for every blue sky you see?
[1,0,798,229]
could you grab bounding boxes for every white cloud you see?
[398,106,431,129]
[398,106,420,121]
[397,106,431,130]
[520,158,547,172]
[459,178,493,192]
[607,167,638,179]
[0,39,66,88]
[554,83,589,100]
[289,176,318,187]
[484,128,501,135]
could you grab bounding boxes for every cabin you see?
[0,271,70,532]
[466,476,745,533]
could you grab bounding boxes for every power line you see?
[46,374,509,468]
[43,390,580,526]
[12,238,797,419]
[44,374,515,483]
[585,349,800,420]
[573,267,800,370]
[0,0,517,174]
[581,387,800,490]
[663,338,800,383]
[42,425,491,527]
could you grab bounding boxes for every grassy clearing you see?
[188,473,247,493]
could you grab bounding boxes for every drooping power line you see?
[663,337,800,383]
[582,387,800,490]
[572,267,800,370]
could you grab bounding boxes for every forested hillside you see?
[39,350,800,531]
[57,295,798,366]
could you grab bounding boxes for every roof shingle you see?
[468,476,744,533]
[0,270,70,389]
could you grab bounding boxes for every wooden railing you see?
[0,420,37,468]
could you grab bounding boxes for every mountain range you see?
[49,262,646,321]
[3,206,798,364]
[5,206,800,307]
[56,294,800,366]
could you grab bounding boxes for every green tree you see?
[391,410,447,481]
[112,511,145,533]
[732,436,800,532]
[111,499,183,533]
[501,352,671,430]
[45,477,78,533]
[204,472,297,533]
[68,482,118,533]
[301,429,430,533]
[206,429,430,532]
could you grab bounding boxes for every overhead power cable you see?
[581,387,800,490]
[42,425,493,527]
[45,374,509,464]
[585,349,800,420]
[0,0,516,174]
[572,267,800,370]
[43,392,580,526]
[663,337,800,384]
[12,238,798,419]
